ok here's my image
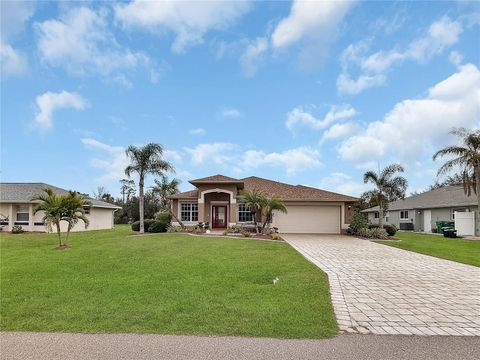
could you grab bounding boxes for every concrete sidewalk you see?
[1,332,479,360]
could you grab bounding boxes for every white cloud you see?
[321,122,358,142]
[240,37,268,77]
[339,64,480,167]
[0,41,27,76]
[184,143,238,166]
[36,6,152,78]
[221,108,241,118]
[81,138,182,182]
[34,91,87,129]
[0,1,34,77]
[240,147,321,176]
[189,128,206,136]
[115,0,250,53]
[449,50,463,66]
[271,0,353,49]
[318,172,368,196]
[338,16,463,94]
[286,105,356,131]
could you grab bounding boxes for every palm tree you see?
[32,188,65,247]
[238,189,266,233]
[363,164,408,228]
[125,143,174,234]
[433,127,480,234]
[151,176,181,210]
[62,191,91,247]
[261,196,287,234]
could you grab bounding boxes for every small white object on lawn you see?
[273,277,280,285]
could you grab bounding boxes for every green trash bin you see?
[436,220,454,233]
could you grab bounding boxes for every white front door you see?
[423,210,432,232]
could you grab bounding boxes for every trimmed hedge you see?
[131,219,155,232]
[148,220,169,233]
[383,224,397,236]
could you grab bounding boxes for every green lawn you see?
[0,226,337,339]
[377,231,480,267]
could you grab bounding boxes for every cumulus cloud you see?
[318,172,369,196]
[36,6,153,80]
[115,0,250,53]
[338,16,463,94]
[449,50,463,66]
[34,91,87,129]
[0,1,34,77]
[338,64,480,167]
[82,138,181,182]
[271,0,353,49]
[286,105,356,131]
[184,143,238,166]
[240,147,321,176]
[189,128,206,136]
[240,37,268,77]
[321,122,358,142]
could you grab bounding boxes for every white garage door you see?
[273,205,341,234]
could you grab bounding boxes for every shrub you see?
[240,230,251,238]
[370,227,389,239]
[383,224,397,236]
[348,212,368,234]
[148,220,168,233]
[356,227,370,238]
[155,210,172,224]
[271,233,281,240]
[131,219,155,232]
[167,225,178,233]
[222,229,228,236]
[368,224,380,229]
[11,225,24,234]
[228,225,241,233]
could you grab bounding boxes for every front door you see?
[212,206,227,228]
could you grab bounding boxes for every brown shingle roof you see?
[241,176,358,202]
[170,175,357,202]
[189,174,243,185]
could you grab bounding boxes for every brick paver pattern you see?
[283,235,480,336]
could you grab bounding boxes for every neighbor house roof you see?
[363,185,477,212]
[170,175,358,202]
[0,183,121,209]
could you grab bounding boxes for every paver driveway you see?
[283,234,480,336]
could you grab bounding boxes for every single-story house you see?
[363,185,479,235]
[168,175,358,234]
[0,183,121,232]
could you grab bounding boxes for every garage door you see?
[273,205,341,234]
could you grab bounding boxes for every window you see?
[180,203,198,222]
[374,212,379,219]
[238,203,254,222]
[16,205,29,222]
[400,210,409,220]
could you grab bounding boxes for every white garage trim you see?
[272,204,341,234]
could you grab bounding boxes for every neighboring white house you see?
[363,186,478,236]
[0,183,121,233]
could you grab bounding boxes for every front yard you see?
[0,225,337,339]
[377,231,480,267]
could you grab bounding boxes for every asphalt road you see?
[1,332,479,360]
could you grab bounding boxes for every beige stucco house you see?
[169,175,357,234]
[0,183,120,233]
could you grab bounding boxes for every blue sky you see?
[1,0,479,197]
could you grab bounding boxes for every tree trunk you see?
[64,224,72,247]
[169,209,185,229]
[139,176,145,234]
[378,202,384,229]
[476,166,480,236]
[55,220,62,247]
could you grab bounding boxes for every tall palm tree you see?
[151,176,181,210]
[363,164,408,228]
[261,196,287,234]
[62,191,91,247]
[433,127,480,234]
[31,188,64,247]
[238,189,266,233]
[125,143,174,233]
